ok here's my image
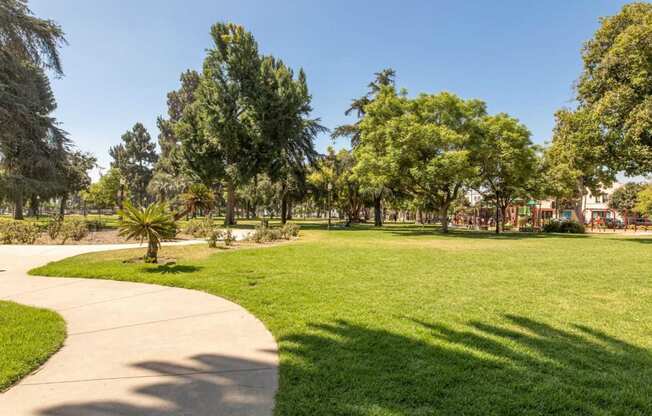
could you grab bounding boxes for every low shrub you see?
[543,220,584,234]
[59,218,89,244]
[206,228,236,248]
[206,228,223,248]
[0,220,41,244]
[47,216,64,240]
[250,224,290,243]
[84,219,105,232]
[268,228,282,240]
[251,225,271,243]
[280,222,300,239]
[561,221,585,233]
[222,228,235,246]
[185,217,214,238]
[542,221,560,233]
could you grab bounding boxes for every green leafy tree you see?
[545,109,615,222]
[257,58,323,223]
[334,68,397,225]
[309,148,367,225]
[635,186,652,218]
[574,3,652,176]
[151,70,200,203]
[56,151,96,216]
[610,182,644,221]
[194,23,262,226]
[110,123,158,206]
[356,88,486,232]
[82,168,122,212]
[474,114,538,233]
[545,4,652,221]
[117,201,176,263]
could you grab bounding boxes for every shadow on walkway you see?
[38,353,276,416]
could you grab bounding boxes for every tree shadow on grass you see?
[299,222,592,240]
[141,264,202,275]
[606,237,652,244]
[371,226,590,240]
[278,316,652,415]
[38,353,277,416]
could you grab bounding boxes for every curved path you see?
[0,237,278,416]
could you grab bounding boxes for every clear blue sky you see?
[31,0,630,178]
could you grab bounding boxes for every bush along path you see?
[0,242,277,416]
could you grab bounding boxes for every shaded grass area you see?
[0,301,66,391]
[31,224,652,415]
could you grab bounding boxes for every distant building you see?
[462,182,626,227]
[579,182,623,223]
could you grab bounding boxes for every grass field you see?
[31,224,652,415]
[0,301,66,391]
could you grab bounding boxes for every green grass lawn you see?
[31,225,652,415]
[0,301,66,391]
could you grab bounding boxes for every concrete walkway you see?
[0,237,278,416]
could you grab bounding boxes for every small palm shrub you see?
[118,202,177,263]
[178,184,216,219]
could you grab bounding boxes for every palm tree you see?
[332,68,396,148]
[177,183,215,219]
[117,201,177,263]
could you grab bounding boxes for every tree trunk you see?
[500,205,508,233]
[281,193,288,224]
[439,204,450,233]
[59,194,67,218]
[145,239,158,263]
[373,195,383,227]
[225,178,236,226]
[574,199,585,224]
[14,187,23,220]
[495,204,501,234]
[118,185,125,210]
[287,200,293,220]
[28,195,39,217]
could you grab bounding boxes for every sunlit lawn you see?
[0,301,65,391]
[31,224,652,415]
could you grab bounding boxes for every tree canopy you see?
[547,2,652,190]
